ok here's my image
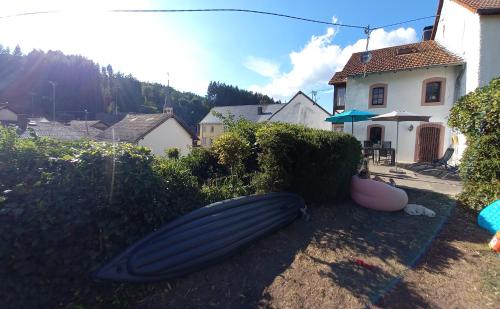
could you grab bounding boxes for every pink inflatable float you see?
[350,175,408,211]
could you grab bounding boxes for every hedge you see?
[0,128,202,308]
[253,123,361,203]
[449,77,500,212]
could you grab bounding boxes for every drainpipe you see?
[453,65,465,103]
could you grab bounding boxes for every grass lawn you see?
[136,184,499,308]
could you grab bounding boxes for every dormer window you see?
[422,77,446,106]
[369,84,388,108]
[396,47,419,55]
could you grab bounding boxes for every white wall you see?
[0,108,18,121]
[138,118,193,156]
[479,16,500,86]
[269,93,332,130]
[434,0,481,95]
[345,67,458,163]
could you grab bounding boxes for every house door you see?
[369,126,383,144]
[418,126,441,162]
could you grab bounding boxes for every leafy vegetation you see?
[449,77,500,212]
[254,123,361,202]
[0,118,361,307]
[0,127,202,308]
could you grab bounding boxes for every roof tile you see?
[329,41,464,85]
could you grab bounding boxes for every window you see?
[210,125,214,133]
[425,81,441,102]
[369,84,387,108]
[334,85,346,110]
[371,87,385,105]
[421,78,446,106]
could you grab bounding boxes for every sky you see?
[0,0,439,112]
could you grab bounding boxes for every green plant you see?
[449,77,500,212]
[212,132,251,176]
[0,128,202,308]
[178,147,227,183]
[165,147,180,159]
[254,123,361,203]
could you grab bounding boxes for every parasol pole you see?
[351,116,354,135]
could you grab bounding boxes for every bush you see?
[456,135,500,212]
[449,77,500,212]
[212,132,251,176]
[254,123,361,203]
[0,129,202,308]
[165,147,180,159]
[178,147,227,183]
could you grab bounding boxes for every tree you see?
[12,44,22,57]
[206,81,279,107]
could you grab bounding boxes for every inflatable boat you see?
[350,175,408,211]
[94,192,305,282]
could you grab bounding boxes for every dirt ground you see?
[136,171,498,309]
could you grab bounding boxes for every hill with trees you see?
[0,45,279,129]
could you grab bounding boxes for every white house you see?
[330,0,500,164]
[0,106,18,122]
[198,91,331,147]
[97,110,195,156]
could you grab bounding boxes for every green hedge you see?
[449,77,500,212]
[0,128,202,308]
[254,123,361,203]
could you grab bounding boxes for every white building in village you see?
[198,91,331,147]
[330,0,500,164]
[97,108,195,156]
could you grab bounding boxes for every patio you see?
[136,166,499,308]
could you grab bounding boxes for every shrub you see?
[456,135,500,211]
[165,147,180,159]
[449,77,500,212]
[212,132,251,176]
[178,147,227,183]
[0,129,202,308]
[254,123,361,203]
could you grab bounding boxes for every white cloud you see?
[248,25,418,101]
[244,56,280,78]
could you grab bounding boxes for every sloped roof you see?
[22,122,88,141]
[199,104,284,124]
[329,41,464,84]
[268,91,331,121]
[454,0,500,13]
[68,120,107,138]
[97,113,195,143]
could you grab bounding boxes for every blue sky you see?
[0,0,439,111]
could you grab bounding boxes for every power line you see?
[0,8,435,31]
[373,15,436,30]
[0,8,365,28]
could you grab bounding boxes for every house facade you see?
[330,0,500,163]
[198,91,331,147]
[97,111,195,156]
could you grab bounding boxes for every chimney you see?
[257,106,263,115]
[163,106,173,116]
[422,25,433,41]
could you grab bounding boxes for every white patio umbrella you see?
[370,111,430,173]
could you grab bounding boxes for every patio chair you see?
[378,141,393,165]
[431,147,454,169]
[363,141,374,161]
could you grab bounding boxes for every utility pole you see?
[164,72,170,110]
[29,92,36,117]
[48,80,57,121]
[84,109,89,135]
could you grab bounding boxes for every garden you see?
[0,78,498,308]
[0,120,360,307]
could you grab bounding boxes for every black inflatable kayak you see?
[94,192,305,282]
